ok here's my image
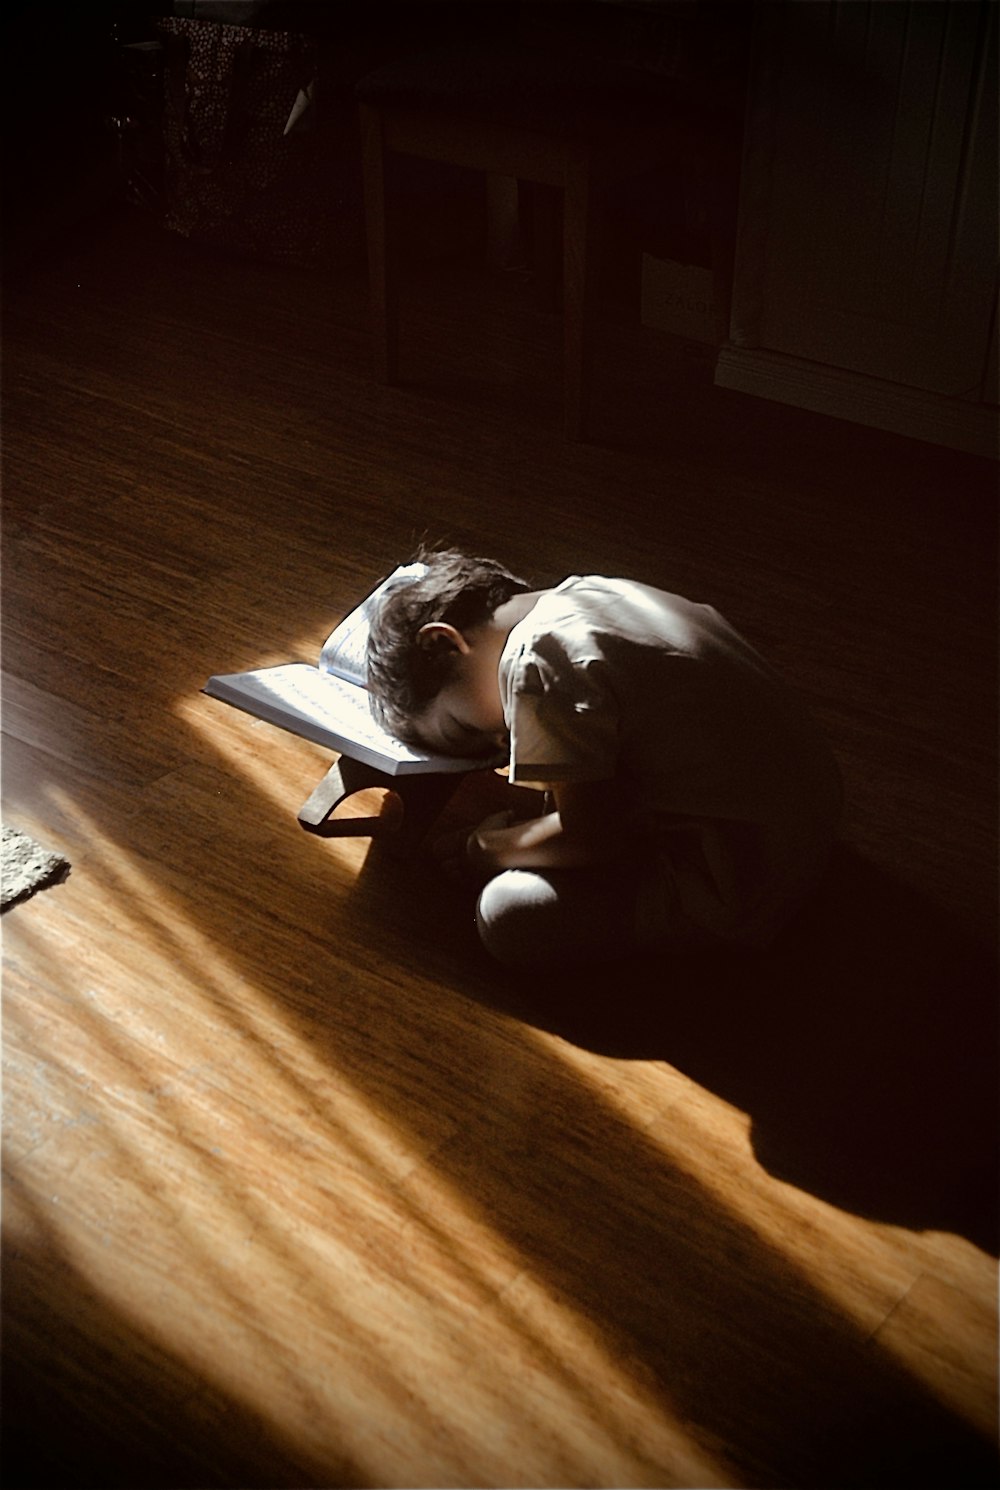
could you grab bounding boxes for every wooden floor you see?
[2,203,998,1489]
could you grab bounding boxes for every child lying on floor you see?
[366,549,843,966]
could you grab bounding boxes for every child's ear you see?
[417,622,470,654]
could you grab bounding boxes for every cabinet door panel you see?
[735,0,997,396]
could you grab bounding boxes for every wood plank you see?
[2,202,996,1489]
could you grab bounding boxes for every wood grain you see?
[2,204,996,1489]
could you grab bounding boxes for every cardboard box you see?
[641,254,719,344]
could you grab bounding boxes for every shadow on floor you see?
[451,843,999,1255]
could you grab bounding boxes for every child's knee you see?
[475,870,555,967]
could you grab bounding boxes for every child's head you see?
[367,547,530,747]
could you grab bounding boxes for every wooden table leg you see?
[563,147,598,441]
[360,103,399,384]
[298,756,461,857]
[297,756,382,832]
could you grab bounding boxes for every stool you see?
[356,49,700,440]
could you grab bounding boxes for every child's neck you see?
[493,589,547,639]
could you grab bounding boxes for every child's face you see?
[415,632,507,757]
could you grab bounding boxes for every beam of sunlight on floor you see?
[4,789,738,1487]
[177,683,378,880]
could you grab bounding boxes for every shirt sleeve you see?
[505,641,619,787]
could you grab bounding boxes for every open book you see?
[204,565,491,776]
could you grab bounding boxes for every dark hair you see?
[366,547,530,741]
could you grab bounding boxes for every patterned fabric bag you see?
[157,15,359,265]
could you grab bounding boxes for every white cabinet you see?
[716,0,998,456]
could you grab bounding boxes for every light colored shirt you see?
[498,576,843,943]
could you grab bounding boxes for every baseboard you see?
[714,345,999,460]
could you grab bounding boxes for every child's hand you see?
[430,811,514,883]
[429,826,477,882]
[466,811,517,876]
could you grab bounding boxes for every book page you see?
[205,663,489,774]
[239,666,437,763]
[320,562,427,685]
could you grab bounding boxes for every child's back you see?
[498,576,842,947]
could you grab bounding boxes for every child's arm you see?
[467,779,630,874]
